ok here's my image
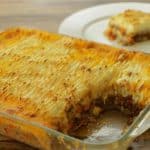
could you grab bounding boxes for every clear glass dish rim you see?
[0,104,149,147]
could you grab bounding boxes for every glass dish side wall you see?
[0,105,149,150]
[0,112,130,150]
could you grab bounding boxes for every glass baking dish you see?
[0,4,149,149]
[0,104,149,150]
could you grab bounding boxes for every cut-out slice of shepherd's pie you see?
[0,28,149,148]
[105,9,150,45]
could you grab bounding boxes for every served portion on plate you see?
[59,2,150,53]
[105,9,150,45]
[0,27,149,150]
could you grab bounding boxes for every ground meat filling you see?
[133,33,150,42]
[68,95,143,136]
[105,25,150,45]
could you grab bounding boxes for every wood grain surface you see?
[0,0,149,31]
[0,0,149,149]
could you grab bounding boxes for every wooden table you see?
[0,0,150,32]
[0,0,149,149]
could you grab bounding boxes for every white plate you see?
[59,2,150,53]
